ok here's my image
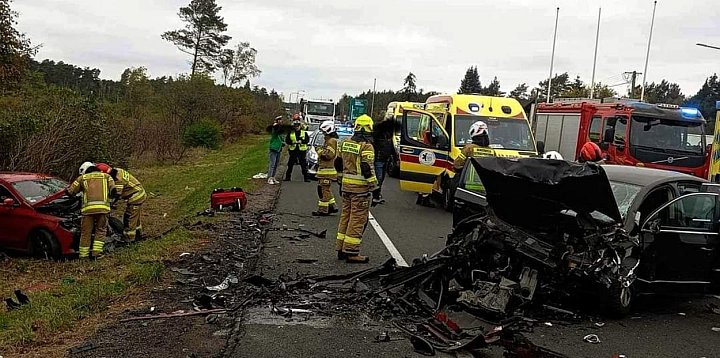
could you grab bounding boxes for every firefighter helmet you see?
[468,121,488,137]
[78,162,95,175]
[95,162,111,173]
[354,114,374,133]
[319,120,335,135]
[542,151,564,160]
[580,142,603,162]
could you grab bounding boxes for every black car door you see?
[639,192,719,284]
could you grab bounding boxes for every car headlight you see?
[308,149,318,162]
[60,219,79,233]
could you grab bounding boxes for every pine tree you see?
[162,0,231,76]
[458,66,482,94]
[483,76,504,96]
[0,0,36,91]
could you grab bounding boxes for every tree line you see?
[338,66,719,132]
[0,0,279,180]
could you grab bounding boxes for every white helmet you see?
[319,120,335,135]
[79,161,95,175]
[468,121,488,137]
[543,151,564,160]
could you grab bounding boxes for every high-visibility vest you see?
[289,131,307,151]
[68,172,115,215]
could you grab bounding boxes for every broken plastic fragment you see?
[206,275,239,291]
[583,334,601,344]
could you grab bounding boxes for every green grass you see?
[0,136,269,349]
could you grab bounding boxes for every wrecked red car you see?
[0,172,123,259]
[450,157,720,315]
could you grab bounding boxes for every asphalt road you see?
[238,170,720,358]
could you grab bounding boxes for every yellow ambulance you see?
[397,94,537,208]
[383,101,425,177]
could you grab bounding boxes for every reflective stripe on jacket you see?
[115,168,146,204]
[289,130,308,151]
[317,136,338,179]
[340,139,377,193]
[67,172,115,215]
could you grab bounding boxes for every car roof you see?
[602,165,706,187]
[0,172,58,183]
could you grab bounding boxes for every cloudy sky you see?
[14,0,719,101]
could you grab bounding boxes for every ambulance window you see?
[589,116,603,143]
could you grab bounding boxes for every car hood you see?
[471,157,622,225]
[32,190,68,208]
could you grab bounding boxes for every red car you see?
[0,172,82,259]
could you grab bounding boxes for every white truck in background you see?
[301,99,336,124]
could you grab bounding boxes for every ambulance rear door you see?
[398,109,452,193]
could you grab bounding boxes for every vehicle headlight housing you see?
[60,218,78,233]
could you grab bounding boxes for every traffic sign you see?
[348,98,368,122]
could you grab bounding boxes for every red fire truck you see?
[533,99,710,178]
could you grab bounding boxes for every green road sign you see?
[348,98,368,121]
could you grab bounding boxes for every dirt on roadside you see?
[65,181,280,358]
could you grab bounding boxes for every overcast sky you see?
[14,0,719,102]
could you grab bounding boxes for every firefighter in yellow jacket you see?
[336,114,378,263]
[453,120,493,193]
[66,162,116,259]
[95,163,147,242]
[312,120,339,216]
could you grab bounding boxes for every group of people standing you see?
[265,112,385,263]
[66,162,146,259]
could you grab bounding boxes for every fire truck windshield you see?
[629,116,705,155]
[306,102,334,116]
[455,115,535,151]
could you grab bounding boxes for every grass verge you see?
[0,136,268,349]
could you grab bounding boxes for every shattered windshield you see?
[630,116,705,155]
[609,181,642,218]
[455,115,535,151]
[305,102,335,116]
[12,178,67,203]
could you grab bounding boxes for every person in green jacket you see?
[266,115,285,184]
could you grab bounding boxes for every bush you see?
[182,118,222,150]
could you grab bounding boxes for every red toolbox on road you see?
[211,187,247,211]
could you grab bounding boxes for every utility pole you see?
[370,78,377,119]
[547,7,560,102]
[640,0,658,101]
[589,7,602,99]
[623,71,642,98]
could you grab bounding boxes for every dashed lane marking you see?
[368,212,409,267]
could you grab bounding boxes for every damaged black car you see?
[451,157,720,315]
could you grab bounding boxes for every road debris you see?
[206,275,239,291]
[120,309,227,322]
[295,258,319,264]
[68,342,98,354]
[712,327,720,332]
[583,334,601,344]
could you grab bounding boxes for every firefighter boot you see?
[345,254,370,264]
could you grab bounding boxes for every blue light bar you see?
[680,107,701,119]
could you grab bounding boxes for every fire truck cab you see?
[534,100,709,178]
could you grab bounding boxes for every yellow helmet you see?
[354,114,374,133]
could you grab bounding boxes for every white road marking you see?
[368,212,409,267]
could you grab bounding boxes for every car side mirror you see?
[2,198,16,207]
[536,141,545,154]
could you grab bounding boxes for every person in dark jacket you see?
[284,114,311,182]
[371,119,395,204]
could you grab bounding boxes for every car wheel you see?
[29,229,61,260]
[108,217,125,237]
[606,283,633,317]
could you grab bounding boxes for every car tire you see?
[29,229,61,260]
[606,283,633,317]
[108,217,124,236]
